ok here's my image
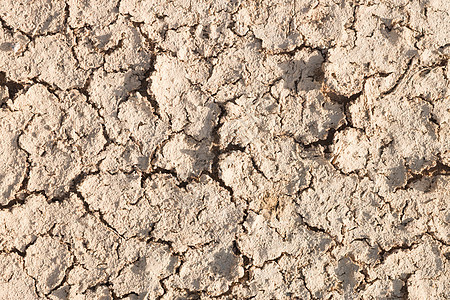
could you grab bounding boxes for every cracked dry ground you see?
[0,1,449,300]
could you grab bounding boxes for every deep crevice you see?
[406,161,450,188]
[0,71,25,101]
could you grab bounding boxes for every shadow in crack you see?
[0,71,25,100]
[335,257,360,291]
[278,53,324,93]
[210,248,240,281]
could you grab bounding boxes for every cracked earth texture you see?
[0,0,449,299]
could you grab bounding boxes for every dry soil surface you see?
[0,0,449,299]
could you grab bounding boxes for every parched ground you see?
[0,0,449,299]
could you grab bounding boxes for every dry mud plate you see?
[0,0,449,299]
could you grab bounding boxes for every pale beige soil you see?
[0,0,449,299]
